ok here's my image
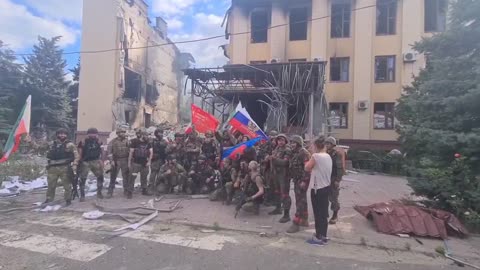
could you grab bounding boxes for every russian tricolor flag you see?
[222,137,262,160]
[228,108,268,140]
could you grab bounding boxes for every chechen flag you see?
[228,108,268,140]
[0,96,31,163]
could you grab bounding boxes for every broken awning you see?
[354,202,468,239]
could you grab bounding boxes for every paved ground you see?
[0,172,479,270]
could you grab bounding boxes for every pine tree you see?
[396,0,480,228]
[0,41,23,138]
[68,59,80,128]
[23,36,73,132]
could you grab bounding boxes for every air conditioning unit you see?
[271,58,282,63]
[358,100,369,110]
[403,52,417,62]
[313,57,324,62]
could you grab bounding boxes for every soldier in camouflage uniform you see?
[269,134,292,222]
[202,131,218,166]
[239,161,265,215]
[257,130,277,204]
[326,136,345,224]
[167,133,186,168]
[107,127,130,198]
[187,155,215,194]
[149,128,168,194]
[157,154,187,194]
[209,158,235,202]
[45,128,80,206]
[128,129,153,198]
[184,132,202,171]
[286,135,311,233]
[78,128,104,200]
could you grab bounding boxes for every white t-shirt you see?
[308,153,332,191]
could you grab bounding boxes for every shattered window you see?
[146,83,159,106]
[251,9,269,43]
[375,56,396,82]
[374,103,395,129]
[376,0,397,35]
[124,68,142,100]
[144,112,151,128]
[289,7,309,41]
[329,103,348,129]
[331,1,351,38]
[425,0,447,32]
[330,57,349,82]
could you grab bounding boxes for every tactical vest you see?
[47,140,74,162]
[152,139,167,161]
[82,138,102,161]
[133,140,150,163]
[202,142,216,160]
[112,138,129,159]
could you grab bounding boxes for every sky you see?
[0,0,230,73]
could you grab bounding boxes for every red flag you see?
[191,104,219,134]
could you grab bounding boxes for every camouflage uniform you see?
[289,136,311,228]
[328,148,344,213]
[270,134,292,218]
[158,160,187,194]
[149,135,168,193]
[241,172,264,215]
[46,138,79,203]
[107,135,130,196]
[167,134,186,167]
[202,132,218,165]
[184,135,201,172]
[187,156,215,194]
[78,136,104,199]
[209,159,235,202]
[257,139,275,203]
[128,135,152,197]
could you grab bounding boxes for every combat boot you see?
[329,211,339,225]
[286,224,300,234]
[97,190,104,199]
[106,189,114,199]
[279,210,291,223]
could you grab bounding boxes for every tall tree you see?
[396,0,480,227]
[0,41,23,138]
[68,59,80,128]
[23,36,72,131]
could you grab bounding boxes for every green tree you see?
[0,41,23,138]
[23,36,72,131]
[68,59,80,128]
[396,0,480,229]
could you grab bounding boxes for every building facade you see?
[77,0,192,140]
[224,0,448,148]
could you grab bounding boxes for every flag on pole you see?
[191,104,219,134]
[222,137,261,160]
[222,101,243,130]
[228,108,268,139]
[0,95,32,163]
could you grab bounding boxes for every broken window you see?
[330,57,350,82]
[375,56,396,82]
[289,7,309,41]
[374,103,395,129]
[146,82,159,106]
[251,9,269,43]
[425,0,447,32]
[331,1,351,38]
[124,68,142,100]
[329,103,348,129]
[376,0,397,35]
[125,111,131,125]
[144,112,151,128]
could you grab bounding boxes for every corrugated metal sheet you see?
[354,202,468,239]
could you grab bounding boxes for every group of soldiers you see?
[44,126,345,234]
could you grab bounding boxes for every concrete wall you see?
[228,0,439,144]
[78,0,181,135]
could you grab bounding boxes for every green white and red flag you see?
[0,95,31,163]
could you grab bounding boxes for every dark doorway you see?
[124,68,142,100]
[241,94,269,129]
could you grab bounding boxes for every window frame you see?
[250,8,270,44]
[375,55,396,83]
[329,102,349,129]
[373,102,395,130]
[424,0,447,33]
[289,7,309,41]
[330,57,350,82]
[331,1,351,38]
[376,0,397,36]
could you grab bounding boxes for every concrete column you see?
[352,0,375,140]
[270,2,287,61]
[230,6,248,64]
[401,0,425,86]
[310,0,328,60]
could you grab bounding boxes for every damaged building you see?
[186,0,446,148]
[77,0,193,140]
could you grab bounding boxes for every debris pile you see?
[0,176,48,197]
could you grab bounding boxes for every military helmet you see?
[198,154,207,161]
[269,130,278,137]
[116,126,127,134]
[290,135,304,146]
[56,128,69,136]
[87,127,99,135]
[276,133,288,142]
[325,136,337,146]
